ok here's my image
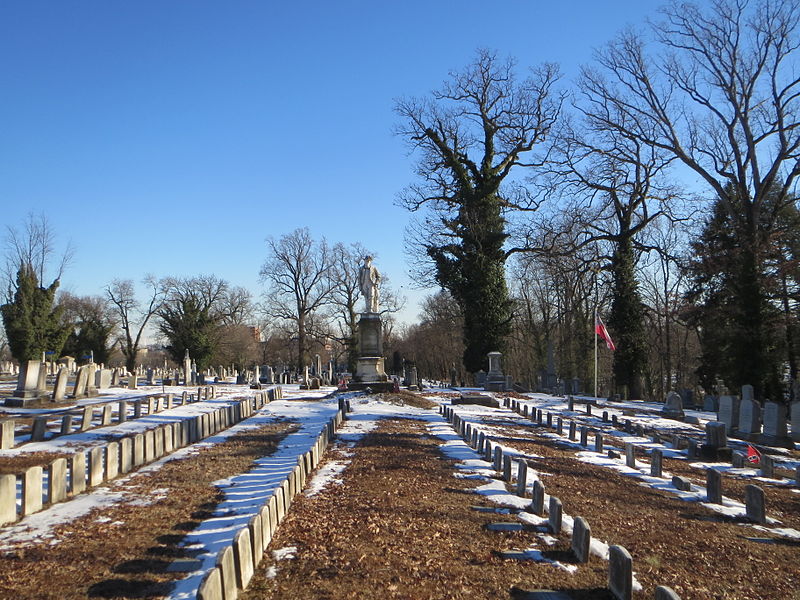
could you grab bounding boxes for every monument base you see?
[5,394,48,408]
[354,357,388,383]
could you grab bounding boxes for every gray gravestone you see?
[745,484,766,524]
[706,468,722,504]
[650,449,663,478]
[762,402,788,440]
[608,545,633,600]
[548,496,562,534]
[717,395,740,434]
[571,517,591,563]
[52,367,68,402]
[792,401,800,442]
[738,397,762,434]
[662,391,685,419]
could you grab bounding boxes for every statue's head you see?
[364,255,373,264]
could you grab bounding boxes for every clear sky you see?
[0,1,660,325]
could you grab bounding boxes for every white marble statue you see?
[359,255,381,313]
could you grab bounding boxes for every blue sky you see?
[0,1,660,325]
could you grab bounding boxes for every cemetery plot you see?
[0,419,297,599]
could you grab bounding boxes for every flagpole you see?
[594,306,598,400]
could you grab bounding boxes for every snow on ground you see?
[442,393,800,542]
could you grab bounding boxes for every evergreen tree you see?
[608,236,648,398]
[159,296,220,372]
[0,265,70,362]
[396,50,561,373]
[686,187,799,400]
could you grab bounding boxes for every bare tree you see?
[3,213,73,301]
[395,49,563,371]
[260,228,334,371]
[106,276,164,373]
[581,0,800,397]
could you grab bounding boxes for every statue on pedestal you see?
[359,255,381,313]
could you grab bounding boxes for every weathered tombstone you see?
[706,468,722,504]
[95,368,112,390]
[52,367,68,402]
[744,484,766,524]
[608,545,633,600]
[672,475,691,491]
[128,373,138,390]
[717,395,740,434]
[594,432,604,453]
[531,480,545,516]
[662,391,685,419]
[760,454,775,479]
[580,426,588,446]
[22,466,44,515]
[703,394,718,412]
[568,421,576,441]
[0,474,15,525]
[655,587,681,600]
[738,395,762,435]
[516,460,528,497]
[548,496,562,534]
[6,360,45,406]
[650,449,663,478]
[571,517,591,563]
[762,401,788,441]
[48,458,68,504]
[625,443,636,469]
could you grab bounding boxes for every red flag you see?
[595,314,616,351]
[746,444,761,465]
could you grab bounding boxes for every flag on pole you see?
[595,314,616,351]
[746,444,761,465]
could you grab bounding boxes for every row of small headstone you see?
[441,403,681,600]
[0,387,220,449]
[196,406,346,600]
[0,390,282,526]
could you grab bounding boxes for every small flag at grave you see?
[595,314,616,351]
[746,444,761,464]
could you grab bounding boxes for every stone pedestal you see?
[484,351,507,392]
[5,360,47,407]
[353,313,390,390]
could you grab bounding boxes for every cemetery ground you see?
[0,381,798,599]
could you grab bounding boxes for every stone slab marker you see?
[80,406,93,431]
[106,442,119,480]
[594,432,604,453]
[88,446,104,487]
[249,514,263,567]
[738,396,762,434]
[571,517,591,563]
[196,567,223,600]
[0,474,16,525]
[233,527,254,589]
[762,402,788,440]
[791,401,800,442]
[1,420,15,449]
[22,466,44,515]
[101,404,113,426]
[548,496,562,534]
[120,437,133,474]
[706,468,722,504]
[52,367,68,401]
[48,458,68,504]
[133,433,145,467]
[216,545,237,600]
[580,426,588,446]
[717,395,740,434]
[70,452,86,495]
[608,545,633,600]
[31,417,48,441]
[532,480,545,516]
[624,443,636,469]
[516,460,528,497]
[745,484,766,524]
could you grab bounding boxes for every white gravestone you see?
[738,397,762,434]
[763,401,788,439]
[717,395,740,434]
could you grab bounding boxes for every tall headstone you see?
[484,351,506,392]
[184,350,192,386]
[5,360,45,406]
[52,367,69,402]
[717,395,740,434]
[738,395,762,435]
[762,401,788,441]
[72,365,91,398]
